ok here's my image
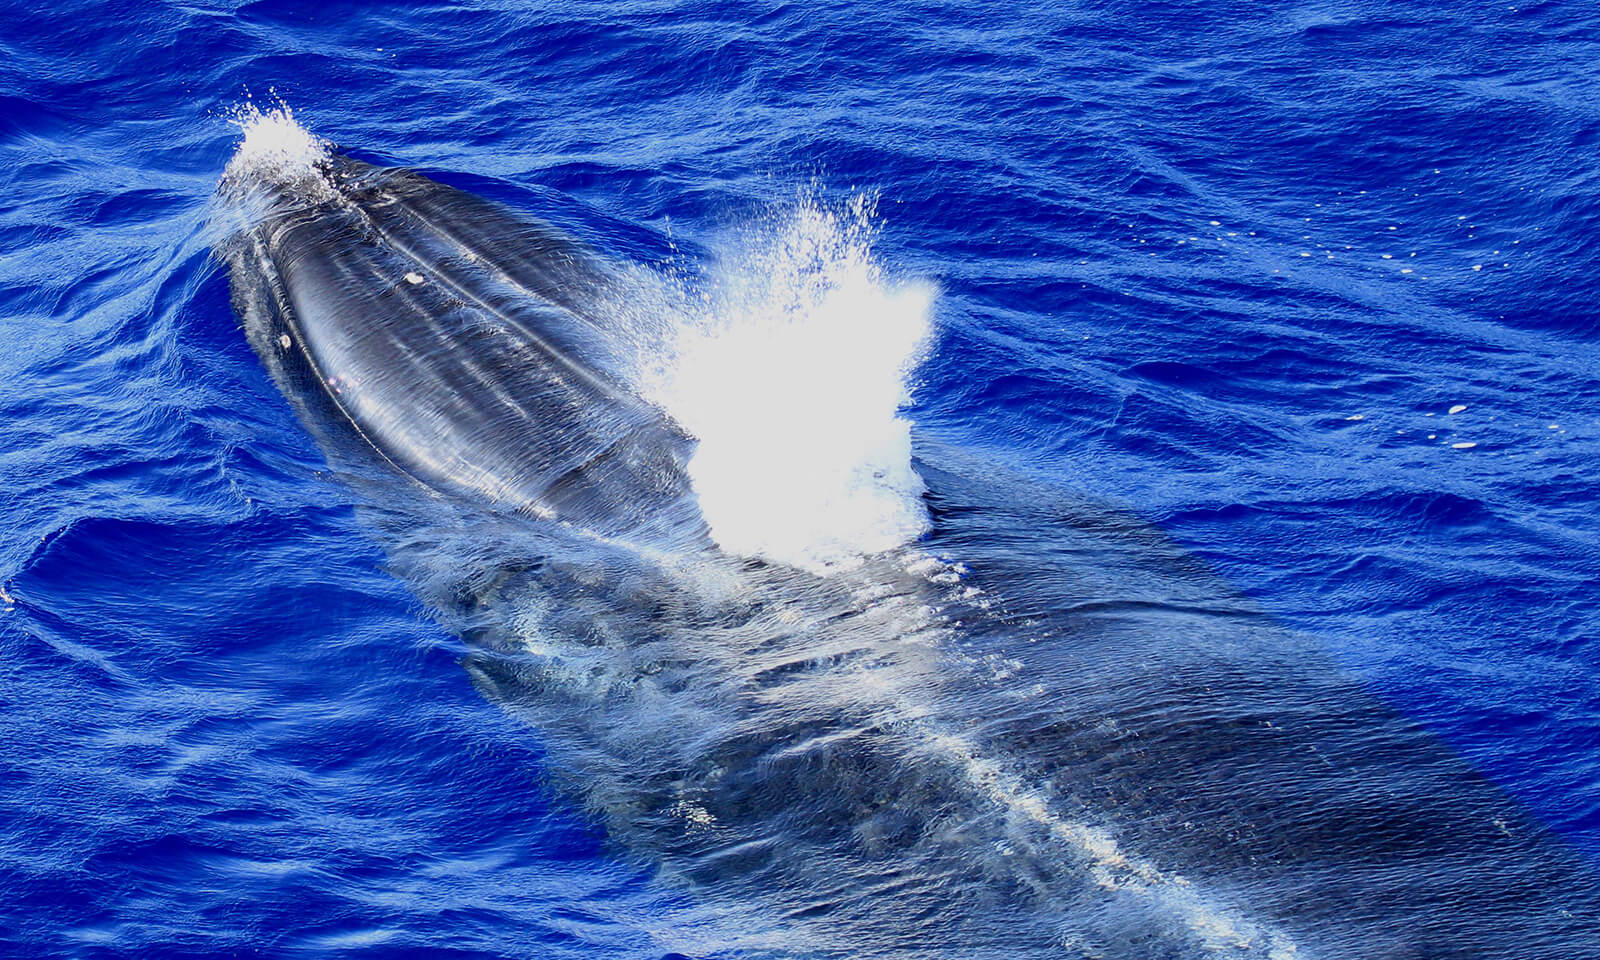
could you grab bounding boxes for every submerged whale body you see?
[216,134,1600,959]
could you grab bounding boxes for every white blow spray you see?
[220,100,333,200]
[653,194,937,575]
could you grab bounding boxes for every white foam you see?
[651,195,935,575]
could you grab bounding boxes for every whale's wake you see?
[213,105,1600,960]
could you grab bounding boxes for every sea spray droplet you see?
[222,101,333,199]
[655,195,935,574]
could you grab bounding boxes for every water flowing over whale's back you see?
[216,120,1600,959]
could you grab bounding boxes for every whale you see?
[214,128,1600,959]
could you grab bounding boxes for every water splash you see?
[219,99,333,201]
[655,194,937,575]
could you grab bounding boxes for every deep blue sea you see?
[4,2,1600,958]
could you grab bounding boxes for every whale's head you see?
[212,105,707,547]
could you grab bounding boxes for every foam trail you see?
[920,728,1301,960]
[655,195,936,574]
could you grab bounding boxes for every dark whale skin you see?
[219,153,705,548]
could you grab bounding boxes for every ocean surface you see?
[4,1,1600,958]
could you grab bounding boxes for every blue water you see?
[5,1,1600,957]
